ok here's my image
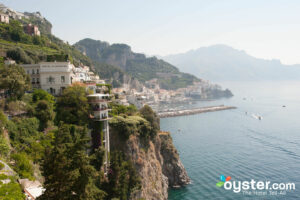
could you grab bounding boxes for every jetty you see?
[157,105,236,118]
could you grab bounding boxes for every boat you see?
[252,114,263,120]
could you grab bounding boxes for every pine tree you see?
[38,124,106,200]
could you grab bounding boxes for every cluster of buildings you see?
[0,3,28,20]
[16,62,110,199]
[112,78,216,110]
[0,3,41,36]
[21,61,105,96]
[24,23,40,36]
[21,61,111,170]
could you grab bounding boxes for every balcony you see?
[89,114,111,121]
[87,94,111,103]
[92,107,111,111]
[88,99,111,103]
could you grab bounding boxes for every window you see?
[37,69,39,74]
[61,76,65,83]
[47,76,55,84]
[36,78,40,83]
[32,78,35,84]
[32,69,35,74]
[27,70,30,74]
[50,88,56,95]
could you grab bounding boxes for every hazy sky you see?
[2,0,300,64]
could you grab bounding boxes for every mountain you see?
[164,44,300,81]
[74,38,200,90]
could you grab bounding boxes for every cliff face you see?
[110,129,190,200]
[159,132,190,187]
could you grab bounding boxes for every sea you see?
[161,81,300,200]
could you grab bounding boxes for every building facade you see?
[22,62,74,96]
[87,93,111,174]
[24,23,40,36]
[0,12,9,23]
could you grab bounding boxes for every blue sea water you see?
[161,81,300,200]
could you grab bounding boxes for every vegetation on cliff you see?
[0,67,145,199]
[0,19,92,66]
[0,64,31,100]
[0,59,189,199]
[0,10,190,199]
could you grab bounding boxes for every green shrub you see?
[0,110,8,134]
[0,176,25,200]
[55,84,89,125]
[11,153,34,180]
[34,100,54,130]
[109,115,151,141]
[139,105,159,138]
[0,135,9,157]
[6,47,34,64]
[0,65,31,100]
[0,162,4,170]
[109,102,137,116]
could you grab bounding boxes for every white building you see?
[87,93,111,175]
[22,62,75,96]
[73,66,91,82]
[0,12,9,23]
[18,179,45,200]
[4,59,16,65]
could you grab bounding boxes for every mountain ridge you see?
[164,44,300,81]
[74,38,200,90]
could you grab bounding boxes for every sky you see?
[2,0,300,65]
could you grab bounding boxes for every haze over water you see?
[161,81,300,199]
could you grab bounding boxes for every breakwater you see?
[157,105,236,118]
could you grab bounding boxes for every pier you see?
[157,105,236,118]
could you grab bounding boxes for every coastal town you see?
[0,2,233,112]
[0,58,232,112]
[0,3,234,200]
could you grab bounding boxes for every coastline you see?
[157,105,236,118]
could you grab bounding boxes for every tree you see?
[0,110,8,134]
[39,124,106,200]
[55,84,89,125]
[139,105,160,137]
[103,151,141,200]
[0,135,9,157]
[11,153,34,180]
[6,47,33,64]
[0,175,25,200]
[34,100,54,130]
[32,89,55,105]
[0,64,31,100]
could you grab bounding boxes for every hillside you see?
[0,18,92,67]
[74,38,200,90]
[164,44,300,81]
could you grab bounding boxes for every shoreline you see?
[157,105,237,118]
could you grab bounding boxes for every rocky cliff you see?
[159,132,190,187]
[110,128,190,200]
